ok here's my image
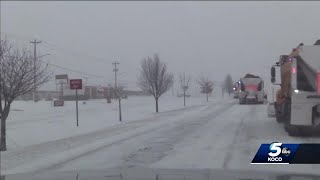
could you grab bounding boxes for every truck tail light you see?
[317,72,320,94]
[292,67,296,74]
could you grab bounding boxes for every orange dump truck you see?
[271,40,320,136]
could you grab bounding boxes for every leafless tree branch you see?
[138,54,173,112]
[197,76,214,102]
[0,38,51,151]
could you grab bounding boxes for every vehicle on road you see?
[233,81,240,98]
[238,74,265,104]
[271,40,320,136]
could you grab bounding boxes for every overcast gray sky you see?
[1,1,320,92]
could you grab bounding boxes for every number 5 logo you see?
[268,142,282,157]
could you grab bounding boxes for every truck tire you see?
[275,103,284,123]
[283,101,291,124]
[276,100,291,124]
[276,113,283,123]
[284,124,301,136]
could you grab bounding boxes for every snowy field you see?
[6,95,208,148]
[2,93,320,176]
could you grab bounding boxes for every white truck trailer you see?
[238,74,264,104]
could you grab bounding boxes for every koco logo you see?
[268,157,282,161]
[269,142,282,157]
[267,142,291,162]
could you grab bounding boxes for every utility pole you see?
[30,39,42,102]
[112,61,122,122]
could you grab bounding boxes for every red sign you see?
[70,79,83,90]
[54,100,64,107]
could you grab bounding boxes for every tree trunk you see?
[183,92,186,107]
[0,116,7,151]
[155,98,159,113]
[206,93,208,102]
[0,105,10,151]
[118,98,122,122]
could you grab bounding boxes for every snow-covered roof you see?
[298,45,320,72]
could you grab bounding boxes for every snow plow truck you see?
[238,74,264,104]
[271,40,320,136]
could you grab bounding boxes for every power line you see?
[41,41,112,64]
[1,32,115,83]
[4,54,106,79]
[0,31,34,41]
[1,32,112,65]
[39,59,105,79]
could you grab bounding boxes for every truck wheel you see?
[276,114,283,123]
[275,105,284,123]
[312,107,320,127]
[284,124,301,136]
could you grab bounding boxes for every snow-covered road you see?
[2,96,320,175]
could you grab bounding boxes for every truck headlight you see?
[294,89,299,94]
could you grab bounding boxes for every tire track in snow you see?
[2,104,207,174]
[148,99,251,169]
[222,105,257,169]
[37,101,235,173]
[118,102,236,169]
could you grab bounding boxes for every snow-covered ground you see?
[6,95,209,148]
[2,93,320,176]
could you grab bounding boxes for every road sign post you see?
[70,79,82,127]
[76,89,79,127]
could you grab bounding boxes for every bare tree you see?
[224,74,233,96]
[179,73,190,106]
[138,54,173,112]
[0,39,50,151]
[198,76,213,102]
